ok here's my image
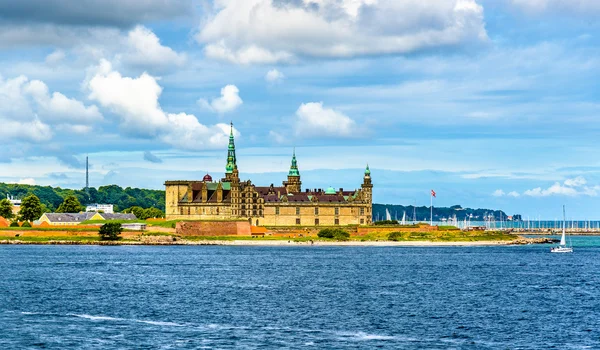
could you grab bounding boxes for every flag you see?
[431,189,436,198]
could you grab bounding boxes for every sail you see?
[385,208,392,221]
[401,212,406,225]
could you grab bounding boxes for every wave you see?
[69,314,124,321]
[137,320,184,327]
[336,331,397,341]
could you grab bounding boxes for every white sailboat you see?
[551,205,573,253]
[385,208,392,221]
[401,211,406,225]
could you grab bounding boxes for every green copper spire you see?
[288,148,300,177]
[365,164,370,176]
[225,122,237,174]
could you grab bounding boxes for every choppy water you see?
[1,240,600,349]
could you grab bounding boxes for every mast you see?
[561,205,567,246]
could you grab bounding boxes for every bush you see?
[21,221,32,228]
[374,220,399,226]
[317,228,350,241]
[388,232,403,241]
[98,223,123,241]
[9,221,19,227]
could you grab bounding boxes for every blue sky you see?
[0,0,599,218]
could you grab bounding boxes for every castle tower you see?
[361,164,373,203]
[361,164,373,224]
[284,149,302,193]
[224,122,237,182]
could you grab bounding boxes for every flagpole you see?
[430,193,433,226]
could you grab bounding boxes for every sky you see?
[0,0,599,219]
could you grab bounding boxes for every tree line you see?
[0,183,165,213]
[0,182,165,222]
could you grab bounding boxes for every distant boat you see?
[551,205,573,253]
[401,211,406,225]
[385,208,392,221]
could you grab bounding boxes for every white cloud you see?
[295,102,357,137]
[508,191,520,197]
[121,25,186,70]
[16,178,36,186]
[86,60,238,150]
[492,189,505,197]
[197,0,487,64]
[0,74,100,142]
[24,79,102,124]
[523,177,600,197]
[265,69,285,84]
[45,50,66,65]
[269,130,287,144]
[198,85,243,114]
[564,176,586,187]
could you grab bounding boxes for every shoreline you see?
[0,237,553,247]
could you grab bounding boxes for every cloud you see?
[523,177,600,197]
[269,130,287,144]
[0,0,192,27]
[143,151,163,163]
[15,178,36,186]
[492,189,505,197]
[120,25,187,70]
[197,0,487,64]
[0,75,101,142]
[24,79,102,125]
[45,50,66,65]
[56,154,86,169]
[508,191,520,197]
[265,69,285,84]
[86,60,239,150]
[198,85,243,114]
[509,0,600,15]
[295,102,357,137]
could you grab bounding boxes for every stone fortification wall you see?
[176,221,251,236]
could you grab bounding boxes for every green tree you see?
[57,195,83,213]
[123,206,145,219]
[143,207,164,219]
[0,198,15,220]
[317,228,350,241]
[19,194,43,222]
[98,223,122,241]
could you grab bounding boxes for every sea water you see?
[1,241,600,349]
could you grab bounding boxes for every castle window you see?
[315,218,319,225]
[335,218,340,225]
[314,207,319,215]
[296,207,300,215]
[179,208,183,215]
[335,207,339,215]
[360,218,364,224]
[253,210,257,216]
[360,207,365,216]
[187,207,190,215]
[259,210,263,216]
[275,207,280,215]
[296,218,301,225]
[242,205,245,209]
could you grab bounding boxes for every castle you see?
[164,124,373,226]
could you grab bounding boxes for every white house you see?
[86,204,114,214]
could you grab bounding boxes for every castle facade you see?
[164,124,373,226]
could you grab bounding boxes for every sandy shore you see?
[0,238,552,247]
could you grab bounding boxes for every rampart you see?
[176,221,251,236]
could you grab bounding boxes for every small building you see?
[38,212,137,226]
[121,223,147,231]
[7,195,21,215]
[86,204,114,214]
